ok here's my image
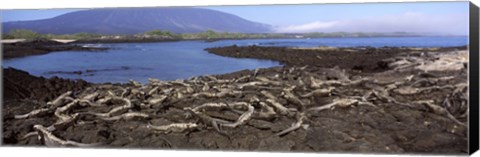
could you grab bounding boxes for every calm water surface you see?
[2,36,467,83]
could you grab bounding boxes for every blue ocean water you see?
[2,36,468,83]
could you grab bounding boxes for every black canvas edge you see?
[469,1,479,155]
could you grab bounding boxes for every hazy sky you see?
[1,9,84,22]
[1,2,469,35]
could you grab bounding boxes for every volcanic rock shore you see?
[2,39,107,59]
[2,45,469,154]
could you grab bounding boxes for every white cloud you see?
[274,12,468,35]
[276,21,339,33]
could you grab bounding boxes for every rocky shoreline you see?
[206,45,467,73]
[2,45,469,154]
[2,39,108,59]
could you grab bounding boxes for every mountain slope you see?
[2,8,272,34]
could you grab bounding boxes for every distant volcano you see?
[2,8,272,34]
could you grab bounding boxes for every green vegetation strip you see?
[2,29,422,41]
